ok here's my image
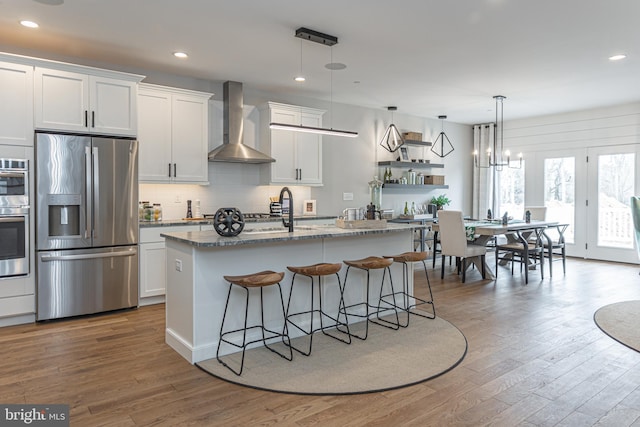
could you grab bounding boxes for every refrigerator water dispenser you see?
[47,194,81,237]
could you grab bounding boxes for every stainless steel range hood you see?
[208,81,275,164]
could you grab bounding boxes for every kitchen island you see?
[162,223,424,363]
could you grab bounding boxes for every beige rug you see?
[594,300,640,352]
[197,313,467,395]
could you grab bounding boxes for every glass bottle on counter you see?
[404,201,409,215]
[143,203,153,222]
[153,203,162,221]
[368,176,383,210]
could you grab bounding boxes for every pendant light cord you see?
[330,46,333,130]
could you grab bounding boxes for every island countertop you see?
[160,223,426,248]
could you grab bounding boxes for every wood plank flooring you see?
[0,257,639,426]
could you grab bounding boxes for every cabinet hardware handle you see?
[84,110,88,127]
[168,163,172,177]
[299,168,302,181]
[91,111,95,128]
[174,163,177,178]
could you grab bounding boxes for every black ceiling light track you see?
[295,27,338,46]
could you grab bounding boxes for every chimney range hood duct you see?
[208,81,275,164]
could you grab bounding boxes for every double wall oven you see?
[0,158,29,278]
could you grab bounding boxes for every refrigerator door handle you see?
[92,146,99,240]
[84,146,92,239]
[40,249,136,262]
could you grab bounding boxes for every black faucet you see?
[279,186,293,232]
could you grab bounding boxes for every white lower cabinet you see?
[139,225,200,304]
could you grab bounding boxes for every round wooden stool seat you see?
[287,263,342,276]
[343,256,393,270]
[384,251,429,263]
[223,270,285,288]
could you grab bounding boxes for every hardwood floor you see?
[1,258,639,426]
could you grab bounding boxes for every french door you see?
[535,144,639,263]
[585,145,639,263]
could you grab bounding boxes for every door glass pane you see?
[498,161,525,220]
[597,153,635,248]
[544,157,575,244]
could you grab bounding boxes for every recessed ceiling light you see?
[294,76,305,82]
[173,52,188,59]
[609,54,627,61]
[20,20,39,28]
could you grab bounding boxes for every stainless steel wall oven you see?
[0,157,30,278]
[0,158,28,208]
[0,207,29,277]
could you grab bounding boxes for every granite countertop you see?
[139,215,337,228]
[161,223,425,248]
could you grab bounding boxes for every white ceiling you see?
[0,0,638,124]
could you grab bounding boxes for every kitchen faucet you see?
[279,186,293,232]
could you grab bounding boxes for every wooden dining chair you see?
[495,227,545,284]
[437,210,487,283]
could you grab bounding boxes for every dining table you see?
[431,219,560,280]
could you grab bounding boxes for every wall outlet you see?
[175,259,183,272]
[343,192,354,201]
[174,195,182,203]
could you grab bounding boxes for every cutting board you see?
[335,219,387,229]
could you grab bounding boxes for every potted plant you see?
[430,194,451,210]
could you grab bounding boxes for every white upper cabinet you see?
[260,102,324,186]
[138,83,211,184]
[0,61,33,146]
[34,66,141,137]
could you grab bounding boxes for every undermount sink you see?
[242,226,315,235]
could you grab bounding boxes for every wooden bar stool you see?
[339,256,400,340]
[382,251,436,326]
[285,263,351,356]
[216,270,293,376]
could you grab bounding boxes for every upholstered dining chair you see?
[524,206,547,221]
[437,210,487,283]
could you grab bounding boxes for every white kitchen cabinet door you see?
[89,75,137,136]
[35,67,139,136]
[139,241,167,298]
[0,61,33,146]
[34,67,89,133]
[296,112,322,185]
[138,83,211,184]
[261,102,324,186]
[138,87,173,181]
[171,93,209,183]
[269,108,298,183]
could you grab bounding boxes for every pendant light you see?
[431,115,454,158]
[379,106,405,152]
[269,27,358,138]
[474,95,522,170]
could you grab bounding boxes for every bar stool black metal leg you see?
[371,266,401,329]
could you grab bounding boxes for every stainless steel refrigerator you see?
[35,133,139,321]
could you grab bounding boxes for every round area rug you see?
[594,300,640,353]
[196,313,467,395]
